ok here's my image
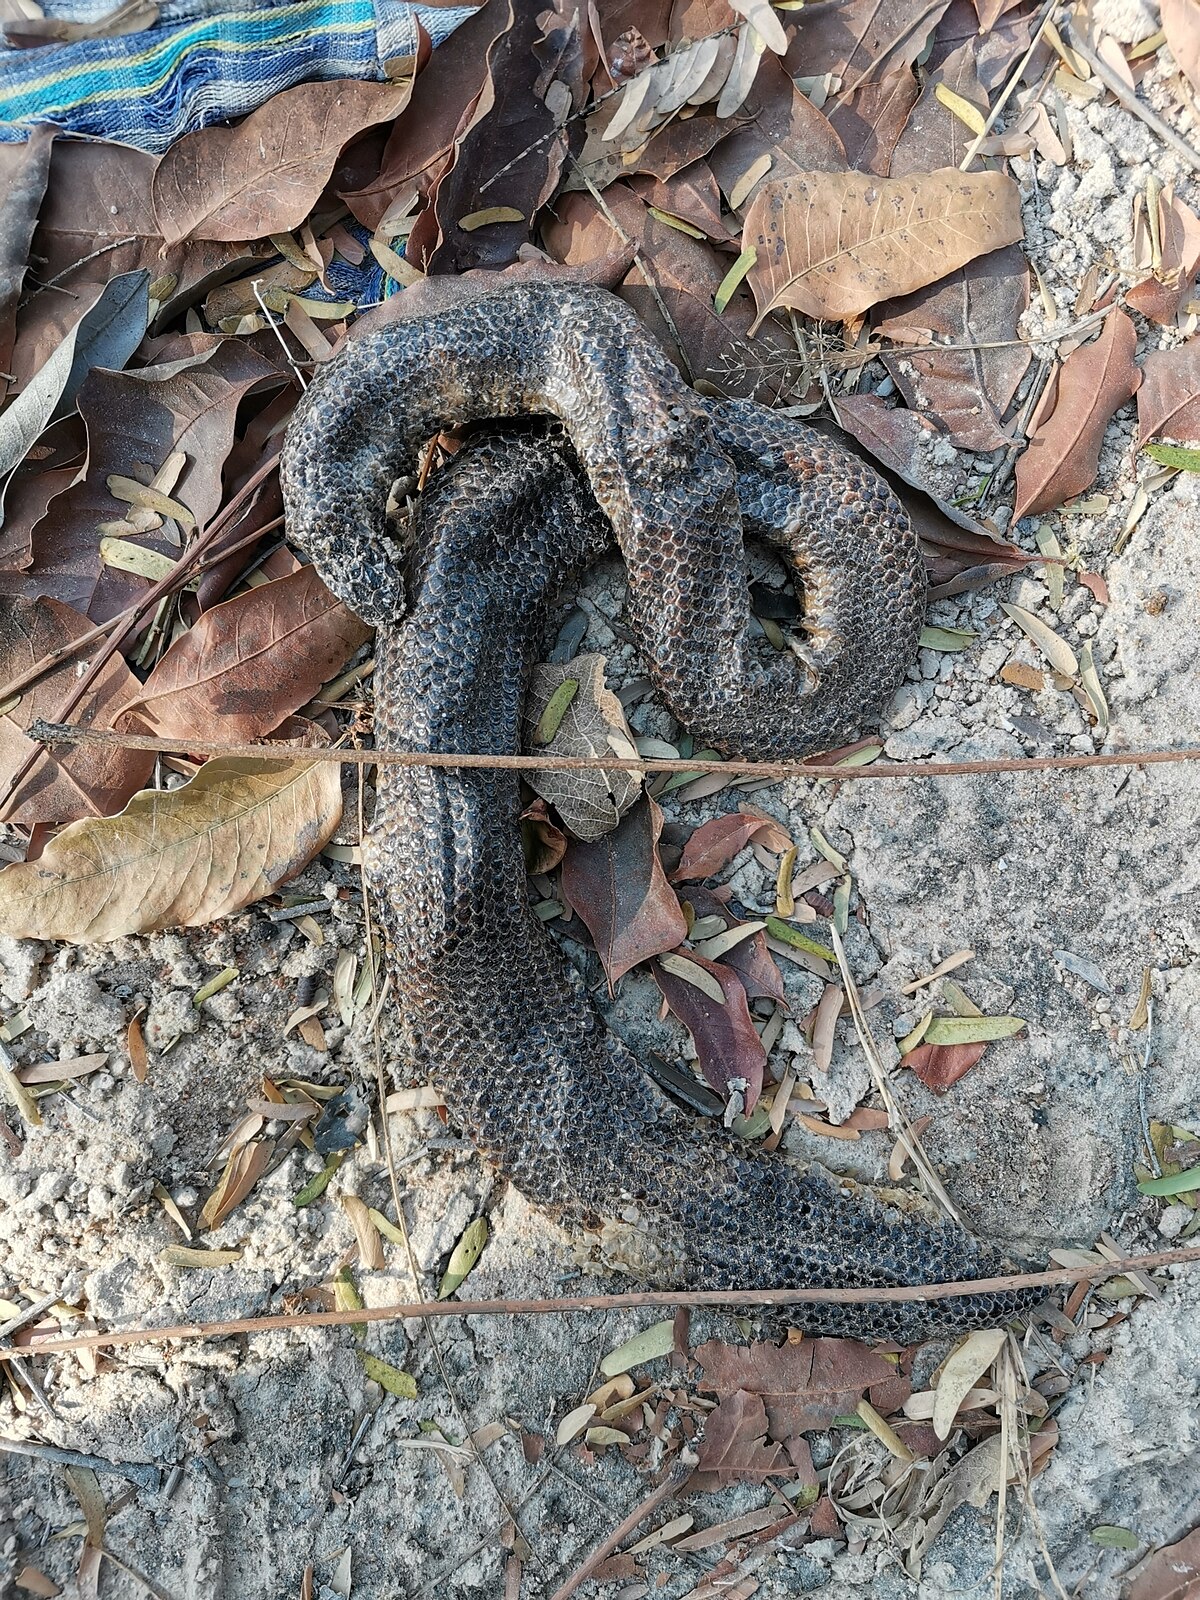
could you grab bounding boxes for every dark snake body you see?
[282,281,1039,1339]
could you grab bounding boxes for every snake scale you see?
[281,280,1039,1340]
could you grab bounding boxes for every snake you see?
[280,279,1041,1340]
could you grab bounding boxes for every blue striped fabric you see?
[0,0,473,153]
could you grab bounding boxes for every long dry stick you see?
[5,1245,1199,1361]
[546,1464,695,1600]
[28,721,1200,783]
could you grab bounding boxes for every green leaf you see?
[919,625,977,651]
[438,1215,489,1299]
[1090,1526,1139,1550]
[714,247,758,314]
[359,1351,418,1398]
[765,915,834,961]
[533,678,579,745]
[923,1014,1026,1045]
[293,1150,345,1206]
[1142,441,1200,471]
[599,1318,675,1377]
[1136,1166,1200,1196]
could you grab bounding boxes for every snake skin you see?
[281,283,1041,1338]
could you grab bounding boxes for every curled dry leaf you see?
[153,79,415,245]
[560,795,688,987]
[670,809,791,882]
[523,654,641,841]
[0,722,342,941]
[694,1390,788,1487]
[0,595,153,826]
[1137,338,1200,447]
[129,565,372,742]
[742,168,1023,326]
[698,1336,896,1443]
[902,1040,989,1092]
[0,127,54,408]
[1012,311,1139,522]
[652,948,767,1107]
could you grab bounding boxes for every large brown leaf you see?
[827,69,919,177]
[782,0,953,94]
[0,595,153,826]
[153,79,414,245]
[1012,311,1139,522]
[743,168,1023,326]
[683,885,786,1006]
[128,565,372,742]
[560,795,688,987]
[0,722,342,942]
[651,948,767,1107]
[1127,1525,1200,1600]
[697,1336,896,1438]
[0,128,54,408]
[20,341,276,622]
[415,0,584,273]
[26,141,265,331]
[1137,339,1200,447]
[694,1391,789,1487]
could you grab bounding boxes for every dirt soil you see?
[3,5,1200,1599]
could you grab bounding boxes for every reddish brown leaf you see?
[1127,197,1200,326]
[901,1039,988,1091]
[1137,338,1200,447]
[697,1337,896,1440]
[128,565,370,743]
[341,0,511,228]
[416,0,584,273]
[684,885,786,1006]
[0,127,54,408]
[1162,0,1200,99]
[694,1390,788,1487]
[782,0,953,91]
[827,69,919,176]
[651,949,766,1106]
[670,810,791,883]
[1012,311,1139,522]
[153,79,414,246]
[1078,571,1109,605]
[20,341,276,622]
[127,1010,148,1084]
[560,795,688,986]
[0,595,153,826]
[27,141,267,329]
[520,798,568,874]
[743,167,1023,327]
[1128,1524,1200,1600]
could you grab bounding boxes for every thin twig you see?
[959,0,1060,172]
[20,236,139,305]
[28,720,1200,783]
[547,1463,694,1600]
[0,1437,161,1492]
[6,1244,1200,1360]
[1065,22,1200,175]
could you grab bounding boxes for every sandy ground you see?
[3,14,1200,1600]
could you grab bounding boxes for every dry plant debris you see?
[3,0,1200,1593]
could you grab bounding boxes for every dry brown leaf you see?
[1013,310,1139,522]
[1137,338,1200,446]
[697,1336,895,1441]
[523,654,641,841]
[651,949,767,1106]
[153,79,415,245]
[129,565,371,742]
[901,1039,989,1091]
[127,1010,148,1084]
[1127,1524,1200,1600]
[0,724,342,941]
[1127,196,1200,326]
[0,595,153,826]
[0,128,54,409]
[694,1390,788,1487]
[810,981,843,1073]
[670,810,791,882]
[200,1138,274,1230]
[742,167,1023,326]
[1162,0,1200,98]
[560,795,688,987]
[683,885,786,1006]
